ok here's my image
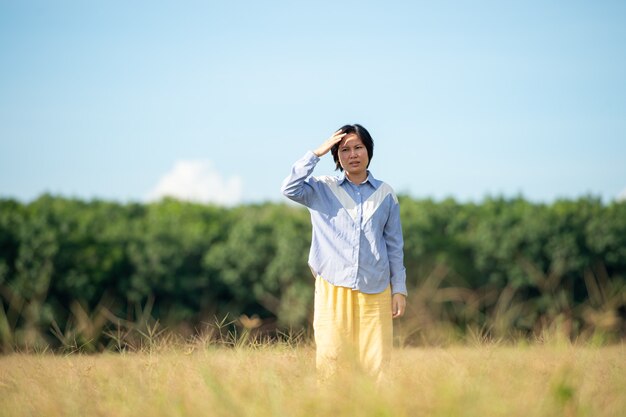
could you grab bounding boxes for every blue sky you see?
[1,1,625,205]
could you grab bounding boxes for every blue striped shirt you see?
[281,151,407,295]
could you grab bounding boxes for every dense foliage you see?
[0,195,624,351]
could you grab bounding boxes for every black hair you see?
[331,124,374,171]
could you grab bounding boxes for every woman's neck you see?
[346,171,367,184]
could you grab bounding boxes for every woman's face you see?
[338,133,369,179]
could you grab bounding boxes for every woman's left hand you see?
[392,293,406,318]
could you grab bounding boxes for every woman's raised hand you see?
[314,129,347,157]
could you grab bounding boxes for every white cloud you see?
[146,160,242,205]
[618,187,626,202]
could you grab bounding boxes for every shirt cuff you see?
[391,276,407,296]
[305,150,320,163]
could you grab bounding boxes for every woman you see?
[281,124,407,382]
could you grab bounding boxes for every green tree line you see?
[0,195,624,351]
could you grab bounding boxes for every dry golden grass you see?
[1,343,624,417]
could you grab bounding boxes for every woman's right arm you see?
[280,129,346,206]
[280,151,320,205]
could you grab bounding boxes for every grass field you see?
[1,342,624,417]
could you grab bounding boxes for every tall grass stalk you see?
[1,342,624,417]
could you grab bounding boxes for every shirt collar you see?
[339,170,381,188]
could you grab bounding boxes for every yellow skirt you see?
[313,276,392,382]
